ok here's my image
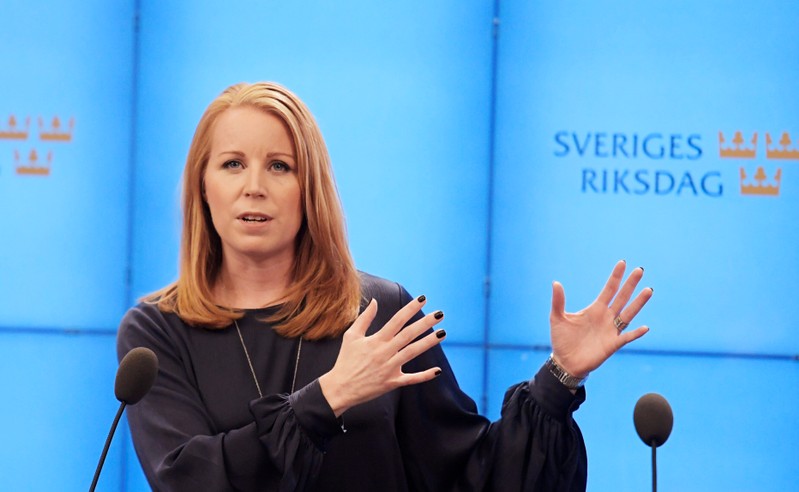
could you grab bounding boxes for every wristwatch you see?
[545,353,587,390]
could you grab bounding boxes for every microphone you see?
[114,347,159,404]
[633,393,673,492]
[89,347,158,492]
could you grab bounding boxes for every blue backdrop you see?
[489,3,799,489]
[0,1,796,490]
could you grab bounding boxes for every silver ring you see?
[613,316,629,332]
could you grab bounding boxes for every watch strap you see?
[545,353,587,390]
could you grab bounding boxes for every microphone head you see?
[115,347,158,405]
[633,392,673,447]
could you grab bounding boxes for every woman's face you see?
[203,106,303,266]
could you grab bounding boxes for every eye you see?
[222,159,243,170]
[270,160,291,172]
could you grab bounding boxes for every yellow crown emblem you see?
[765,132,799,160]
[739,166,780,196]
[38,116,74,142]
[0,115,30,140]
[15,149,52,176]
[719,131,757,158]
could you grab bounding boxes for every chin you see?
[238,246,295,264]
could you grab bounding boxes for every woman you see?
[117,82,653,491]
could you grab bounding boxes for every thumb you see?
[550,281,566,320]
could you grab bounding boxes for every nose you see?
[243,166,267,198]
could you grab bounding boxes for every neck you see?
[213,253,295,309]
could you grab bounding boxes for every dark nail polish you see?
[436,329,446,339]
[638,266,645,272]
[417,294,426,303]
[435,369,442,376]
[434,311,444,320]
[649,287,654,293]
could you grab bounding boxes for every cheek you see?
[292,187,304,224]
[202,181,226,223]
[203,188,217,215]
[281,179,303,224]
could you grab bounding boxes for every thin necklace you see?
[234,319,302,398]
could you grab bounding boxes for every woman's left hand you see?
[549,260,653,378]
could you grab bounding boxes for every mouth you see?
[238,213,272,223]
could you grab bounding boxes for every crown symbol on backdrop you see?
[765,132,799,160]
[15,148,52,176]
[38,116,74,142]
[739,166,780,196]
[719,131,757,158]
[0,115,31,140]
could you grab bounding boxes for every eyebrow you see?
[215,150,296,160]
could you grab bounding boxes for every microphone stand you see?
[89,402,126,492]
[651,440,657,492]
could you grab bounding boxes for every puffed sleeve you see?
[393,288,587,492]
[117,305,344,492]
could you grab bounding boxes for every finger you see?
[397,367,442,387]
[348,298,378,337]
[609,266,645,315]
[617,325,649,346]
[393,327,446,366]
[596,260,627,306]
[550,281,566,321]
[392,310,444,351]
[378,294,427,339]
[617,287,654,327]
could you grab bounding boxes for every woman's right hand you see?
[318,296,446,417]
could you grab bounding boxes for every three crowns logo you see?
[0,114,74,176]
[718,130,796,196]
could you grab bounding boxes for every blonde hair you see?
[145,82,361,340]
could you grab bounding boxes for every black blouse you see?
[117,273,587,491]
